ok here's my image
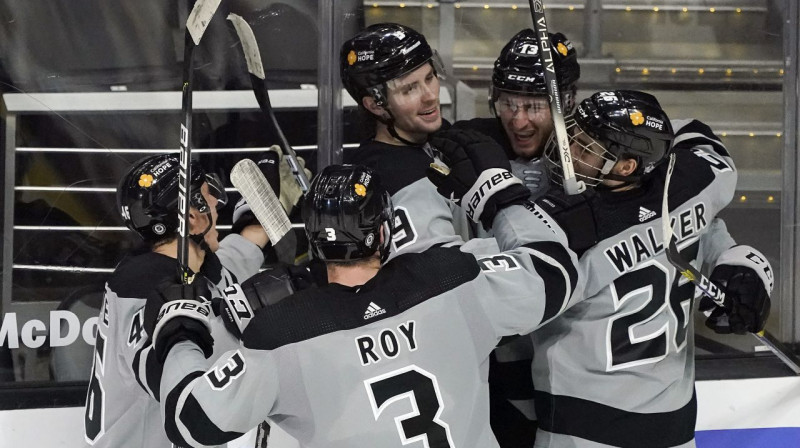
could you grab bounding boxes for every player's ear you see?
[187,208,208,234]
[363,96,390,120]
[614,157,638,177]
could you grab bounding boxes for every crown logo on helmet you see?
[557,42,568,56]
[347,50,357,66]
[355,183,367,197]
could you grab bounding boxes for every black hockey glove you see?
[212,284,256,340]
[145,281,214,363]
[427,128,529,228]
[231,150,281,235]
[213,264,318,339]
[535,188,599,256]
[701,246,773,335]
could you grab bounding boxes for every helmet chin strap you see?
[374,104,425,147]
[189,215,214,253]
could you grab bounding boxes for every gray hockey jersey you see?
[83,234,263,448]
[345,140,477,260]
[531,119,738,448]
[159,204,582,448]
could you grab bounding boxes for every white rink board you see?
[1,377,799,447]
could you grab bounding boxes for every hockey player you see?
[449,28,579,447]
[154,144,582,448]
[452,28,580,200]
[341,23,478,258]
[532,90,773,447]
[83,154,271,448]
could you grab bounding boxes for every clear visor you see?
[381,51,445,108]
[543,118,618,188]
[493,94,550,122]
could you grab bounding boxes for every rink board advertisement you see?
[0,375,798,447]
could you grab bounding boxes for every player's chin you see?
[512,142,541,159]
[416,115,442,133]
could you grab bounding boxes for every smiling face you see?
[382,62,442,143]
[495,91,553,159]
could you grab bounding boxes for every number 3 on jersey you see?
[365,365,455,447]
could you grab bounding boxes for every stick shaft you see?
[527,0,584,195]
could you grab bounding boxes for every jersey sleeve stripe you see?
[523,241,579,323]
[164,371,205,447]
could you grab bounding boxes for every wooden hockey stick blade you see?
[528,0,585,195]
[664,154,800,374]
[227,13,311,193]
[231,159,293,245]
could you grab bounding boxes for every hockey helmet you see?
[544,90,674,187]
[490,30,580,116]
[302,164,394,263]
[340,22,443,106]
[117,154,227,243]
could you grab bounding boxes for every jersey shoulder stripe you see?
[343,140,432,195]
[242,246,480,350]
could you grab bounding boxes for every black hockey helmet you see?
[545,90,674,187]
[490,30,580,114]
[340,22,442,106]
[117,154,227,243]
[302,164,394,263]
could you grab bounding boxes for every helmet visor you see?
[493,94,550,122]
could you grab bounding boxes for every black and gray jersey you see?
[345,140,476,260]
[83,234,263,448]
[159,204,582,448]
[531,119,737,448]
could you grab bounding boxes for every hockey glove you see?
[509,158,550,200]
[146,282,214,363]
[232,149,281,235]
[277,147,313,213]
[213,283,256,340]
[427,128,529,228]
[701,246,773,335]
[535,188,600,256]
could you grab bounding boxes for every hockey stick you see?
[662,153,800,375]
[227,13,311,193]
[528,0,585,195]
[177,0,223,286]
[229,157,293,447]
[230,158,293,244]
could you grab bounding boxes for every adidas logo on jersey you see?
[639,207,656,222]
[364,302,386,320]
